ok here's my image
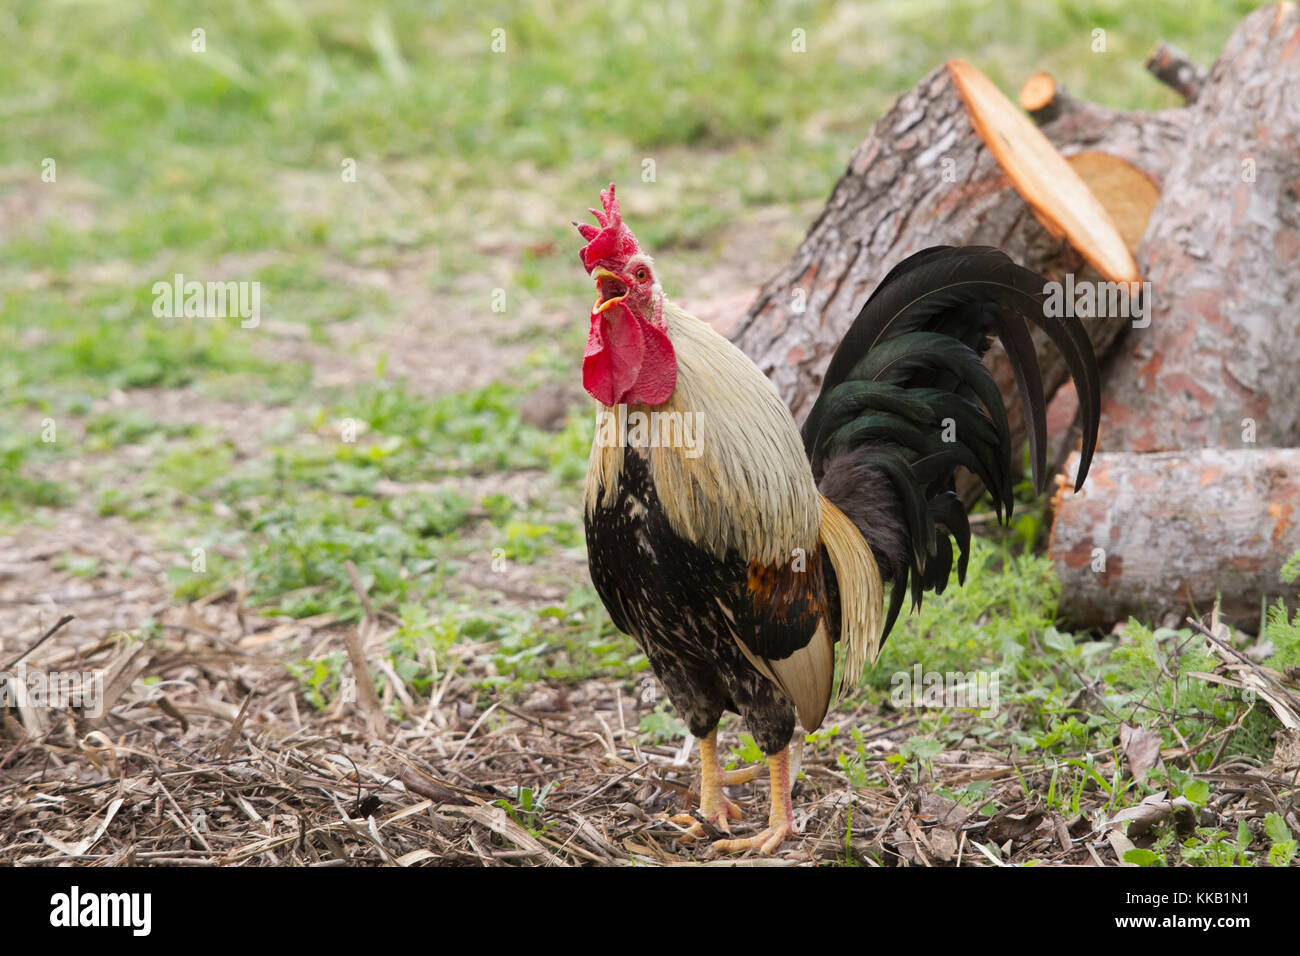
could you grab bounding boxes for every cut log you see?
[948,59,1139,285]
[1050,448,1300,629]
[1100,4,1300,453]
[1019,72,1072,125]
[1065,152,1160,256]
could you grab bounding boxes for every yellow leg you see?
[668,728,746,840]
[712,745,796,854]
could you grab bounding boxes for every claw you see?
[668,793,743,842]
[711,821,794,855]
[667,813,710,842]
[668,811,722,843]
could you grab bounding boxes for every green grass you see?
[139,378,587,597]
[1,0,1264,319]
[0,438,71,520]
[1264,549,1300,669]
[823,534,1278,862]
[1141,813,1297,867]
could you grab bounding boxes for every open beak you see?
[592,267,629,314]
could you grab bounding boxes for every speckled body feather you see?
[584,304,881,749]
[586,448,810,751]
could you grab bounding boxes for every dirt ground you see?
[0,579,1122,867]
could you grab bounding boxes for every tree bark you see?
[1050,448,1300,629]
[1100,3,1300,453]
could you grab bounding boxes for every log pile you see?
[733,4,1300,630]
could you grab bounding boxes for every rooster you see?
[575,184,1098,853]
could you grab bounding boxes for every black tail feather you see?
[807,246,1100,649]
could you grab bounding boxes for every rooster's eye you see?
[636,269,648,281]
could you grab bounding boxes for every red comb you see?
[575,183,640,274]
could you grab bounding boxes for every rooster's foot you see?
[710,821,794,855]
[668,797,742,841]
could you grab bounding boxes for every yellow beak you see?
[592,267,628,314]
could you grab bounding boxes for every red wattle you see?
[582,304,676,407]
[626,321,676,404]
[583,306,643,406]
